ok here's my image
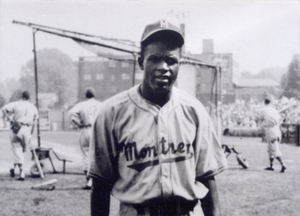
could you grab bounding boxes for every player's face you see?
[141,42,181,96]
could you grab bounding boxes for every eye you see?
[148,56,160,63]
[165,57,178,65]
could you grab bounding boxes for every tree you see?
[282,54,300,99]
[253,66,286,83]
[19,48,78,108]
[9,89,23,102]
[280,73,287,88]
[0,78,21,102]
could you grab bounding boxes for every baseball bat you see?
[32,148,45,179]
[32,178,57,189]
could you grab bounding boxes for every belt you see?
[79,124,92,129]
[20,123,31,127]
[129,198,197,216]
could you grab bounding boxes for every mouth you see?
[155,75,170,84]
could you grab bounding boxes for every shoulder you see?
[69,101,84,112]
[101,88,131,113]
[176,88,207,113]
[27,101,38,111]
[95,88,133,126]
[3,101,18,109]
[174,88,211,125]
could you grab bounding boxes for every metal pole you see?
[132,53,136,87]
[218,66,223,142]
[33,29,41,147]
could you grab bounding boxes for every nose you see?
[157,61,169,72]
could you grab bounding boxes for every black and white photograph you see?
[0,0,299,215]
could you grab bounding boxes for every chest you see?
[115,107,198,163]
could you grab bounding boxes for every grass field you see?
[0,130,299,216]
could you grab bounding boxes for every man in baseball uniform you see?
[89,20,228,216]
[261,98,286,173]
[68,88,102,189]
[2,91,38,181]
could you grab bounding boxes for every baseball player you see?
[260,98,286,173]
[68,88,101,189]
[89,20,228,216]
[1,91,38,181]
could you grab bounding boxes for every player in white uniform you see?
[2,91,38,181]
[261,98,286,173]
[89,20,227,216]
[68,88,102,189]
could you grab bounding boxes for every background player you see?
[1,91,38,181]
[260,98,286,173]
[68,88,101,189]
[89,20,227,216]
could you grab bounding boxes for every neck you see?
[139,84,171,107]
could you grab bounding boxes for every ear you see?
[138,57,144,70]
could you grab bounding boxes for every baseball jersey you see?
[261,105,282,152]
[89,85,227,204]
[261,106,280,128]
[68,98,102,126]
[2,100,38,125]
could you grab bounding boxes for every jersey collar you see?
[128,84,180,112]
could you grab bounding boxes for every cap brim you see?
[141,29,184,47]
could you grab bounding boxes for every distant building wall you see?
[77,56,143,102]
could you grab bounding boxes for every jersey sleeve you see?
[194,112,228,180]
[68,103,82,124]
[88,105,118,182]
[1,102,16,121]
[2,102,15,115]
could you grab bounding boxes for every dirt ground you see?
[0,130,299,216]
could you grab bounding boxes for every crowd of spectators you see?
[206,96,300,129]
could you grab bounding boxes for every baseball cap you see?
[141,20,184,47]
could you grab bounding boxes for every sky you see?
[0,0,299,82]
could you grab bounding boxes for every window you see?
[84,74,91,80]
[96,74,104,80]
[121,73,130,80]
[111,75,115,81]
[121,62,129,68]
[109,61,116,68]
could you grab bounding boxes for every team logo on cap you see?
[160,20,168,28]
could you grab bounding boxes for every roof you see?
[233,78,280,88]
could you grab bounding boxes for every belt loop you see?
[177,197,181,216]
[144,206,150,216]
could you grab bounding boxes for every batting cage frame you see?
[12,20,223,144]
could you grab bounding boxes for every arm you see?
[91,178,111,216]
[2,107,13,123]
[31,116,37,135]
[198,176,222,216]
[71,118,83,128]
[68,103,84,128]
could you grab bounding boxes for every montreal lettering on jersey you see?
[120,137,193,172]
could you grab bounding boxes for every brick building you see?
[184,39,280,104]
[77,56,143,102]
[76,40,280,105]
